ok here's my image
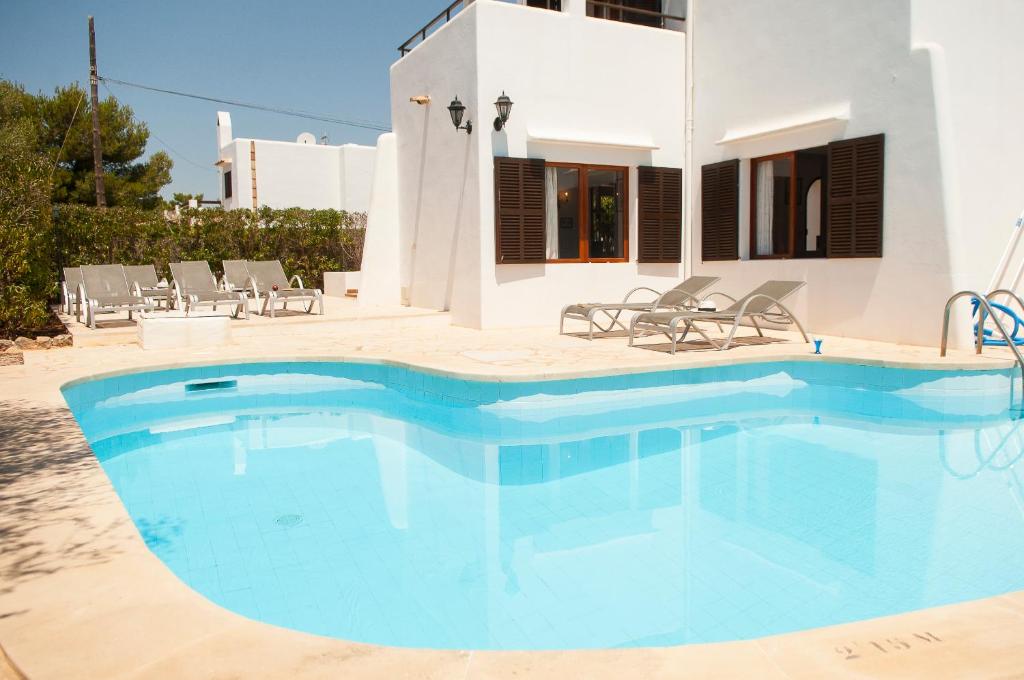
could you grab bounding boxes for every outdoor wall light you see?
[493,91,514,131]
[447,96,472,134]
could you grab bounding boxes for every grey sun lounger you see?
[243,260,324,318]
[80,264,157,329]
[61,266,84,320]
[560,275,721,340]
[629,280,809,353]
[221,259,253,297]
[169,261,249,319]
[124,264,173,310]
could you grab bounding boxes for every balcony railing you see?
[397,0,682,57]
[398,0,465,57]
[586,1,685,30]
[398,0,563,57]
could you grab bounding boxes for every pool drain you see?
[275,514,303,528]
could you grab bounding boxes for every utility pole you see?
[88,16,106,207]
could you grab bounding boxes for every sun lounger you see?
[124,264,173,310]
[629,280,809,353]
[80,264,157,329]
[221,259,253,297]
[61,267,84,320]
[243,260,324,318]
[169,261,248,319]
[560,275,721,340]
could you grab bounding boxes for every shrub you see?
[0,85,55,336]
[53,205,365,289]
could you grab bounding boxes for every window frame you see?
[544,161,630,264]
[748,151,797,260]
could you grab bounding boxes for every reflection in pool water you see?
[63,361,1024,649]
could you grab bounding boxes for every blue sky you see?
[0,0,442,199]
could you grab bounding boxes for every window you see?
[750,148,827,258]
[494,158,628,264]
[544,163,627,262]
[750,135,883,259]
[587,0,663,28]
[527,0,562,9]
[223,170,232,199]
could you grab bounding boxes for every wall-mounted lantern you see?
[447,96,472,134]
[493,91,514,131]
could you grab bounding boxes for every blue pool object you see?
[813,339,823,354]
[63,361,1024,650]
[971,296,1024,346]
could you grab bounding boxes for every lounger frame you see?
[79,265,157,329]
[559,276,720,340]
[629,285,809,354]
[169,261,249,319]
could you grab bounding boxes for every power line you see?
[101,80,216,173]
[49,91,84,180]
[98,75,392,132]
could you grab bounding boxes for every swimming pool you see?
[63,360,1024,650]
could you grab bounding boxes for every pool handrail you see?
[940,290,1024,386]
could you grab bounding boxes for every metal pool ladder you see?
[940,290,1024,387]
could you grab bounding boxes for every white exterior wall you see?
[689,0,1024,348]
[389,5,482,325]
[339,144,377,213]
[386,0,685,328]
[218,139,248,211]
[215,113,376,213]
[250,139,344,210]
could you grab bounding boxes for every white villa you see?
[358,0,1024,348]
[215,111,376,213]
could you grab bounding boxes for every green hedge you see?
[0,114,55,336]
[54,205,365,289]
[0,204,364,337]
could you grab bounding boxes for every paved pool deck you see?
[2,297,1023,679]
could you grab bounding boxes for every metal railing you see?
[397,1,682,57]
[940,290,1024,386]
[586,1,685,29]
[398,0,563,57]
[398,0,465,57]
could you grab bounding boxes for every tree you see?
[8,80,173,208]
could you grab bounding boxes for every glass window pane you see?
[546,167,580,260]
[587,169,624,259]
[753,158,792,257]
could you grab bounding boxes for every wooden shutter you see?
[637,166,683,263]
[494,157,546,264]
[700,160,740,261]
[827,134,884,258]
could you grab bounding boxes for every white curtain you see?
[805,179,822,251]
[755,161,775,256]
[545,167,559,260]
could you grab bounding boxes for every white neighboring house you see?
[215,111,376,213]
[359,0,1024,348]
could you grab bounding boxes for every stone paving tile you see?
[1,299,1021,679]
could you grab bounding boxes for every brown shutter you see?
[700,160,740,261]
[494,157,546,264]
[827,134,884,258]
[637,166,683,263]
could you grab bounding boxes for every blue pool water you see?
[63,361,1024,650]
